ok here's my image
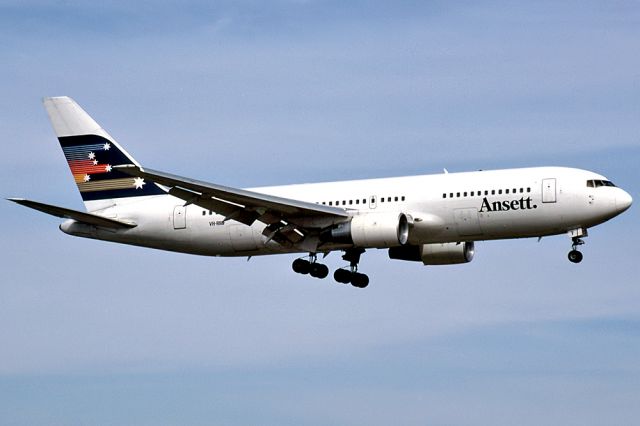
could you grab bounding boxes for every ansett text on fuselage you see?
[479,196,537,212]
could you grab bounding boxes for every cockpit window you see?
[587,179,616,188]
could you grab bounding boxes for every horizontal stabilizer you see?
[7,198,136,229]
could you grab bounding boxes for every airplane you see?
[8,97,633,288]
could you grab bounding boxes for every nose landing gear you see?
[567,228,587,264]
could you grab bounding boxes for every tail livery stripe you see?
[77,178,140,192]
[58,134,165,201]
[62,141,114,183]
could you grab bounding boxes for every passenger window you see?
[527,187,531,193]
[381,198,385,203]
[457,192,460,197]
[450,193,454,198]
[356,199,360,204]
[443,193,447,198]
[520,188,524,193]
[349,200,353,205]
[394,196,398,202]
[470,191,474,196]
[506,189,509,194]
[498,190,502,195]
[401,196,405,201]
[484,190,488,195]
[202,211,206,216]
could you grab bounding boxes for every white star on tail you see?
[133,177,145,189]
[83,174,91,182]
[103,143,111,151]
[105,164,112,172]
[88,152,95,159]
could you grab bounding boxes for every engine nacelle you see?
[322,212,409,248]
[388,242,475,265]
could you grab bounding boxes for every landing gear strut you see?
[567,228,587,264]
[292,254,329,279]
[333,248,369,288]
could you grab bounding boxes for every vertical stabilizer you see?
[43,97,165,209]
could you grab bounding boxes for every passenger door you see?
[542,178,557,203]
[173,205,187,229]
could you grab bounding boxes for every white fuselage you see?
[61,166,631,256]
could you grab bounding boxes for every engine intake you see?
[388,242,475,265]
[322,212,409,248]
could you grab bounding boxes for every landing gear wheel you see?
[310,263,329,279]
[334,268,352,284]
[292,258,311,274]
[568,250,583,263]
[351,273,369,288]
[334,248,371,288]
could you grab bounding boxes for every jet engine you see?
[388,242,475,265]
[322,212,409,248]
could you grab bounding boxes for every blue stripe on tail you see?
[59,135,165,201]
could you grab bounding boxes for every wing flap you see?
[7,198,136,229]
[168,186,260,226]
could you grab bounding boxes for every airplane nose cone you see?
[616,190,633,213]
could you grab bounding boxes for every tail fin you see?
[44,97,165,208]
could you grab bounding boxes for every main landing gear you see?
[291,248,370,288]
[567,228,587,264]
[292,254,329,279]
[334,248,369,288]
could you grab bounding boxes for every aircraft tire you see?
[568,250,583,263]
[334,269,352,284]
[292,258,311,274]
[351,273,369,288]
[310,263,329,279]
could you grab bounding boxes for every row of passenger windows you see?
[586,179,615,188]
[443,187,531,199]
[318,196,406,206]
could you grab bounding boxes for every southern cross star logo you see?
[103,143,111,151]
[133,177,145,189]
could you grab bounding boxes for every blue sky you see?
[1,1,639,424]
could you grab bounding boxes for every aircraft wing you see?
[7,198,137,229]
[115,165,349,248]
